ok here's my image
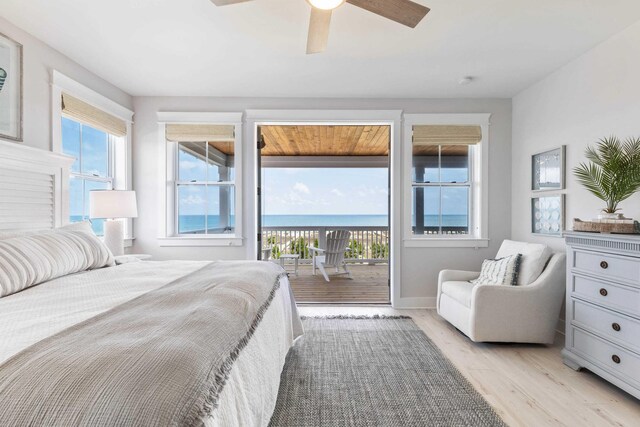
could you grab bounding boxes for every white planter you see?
[598,212,625,220]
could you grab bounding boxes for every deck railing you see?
[261,226,389,264]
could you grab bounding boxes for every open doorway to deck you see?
[257,125,390,304]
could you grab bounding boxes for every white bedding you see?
[0,260,303,426]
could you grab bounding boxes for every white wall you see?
[0,17,132,151]
[132,97,512,306]
[512,20,640,251]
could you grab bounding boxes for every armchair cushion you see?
[496,240,552,286]
[441,281,475,307]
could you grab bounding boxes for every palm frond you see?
[573,136,640,213]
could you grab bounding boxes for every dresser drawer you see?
[571,328,640,386]
[572,299,640,353]
[571,274,640,316]
[573,250,640,284]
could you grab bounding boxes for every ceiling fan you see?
[210,0,430,54]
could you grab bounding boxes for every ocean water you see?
[73,214,468,235]
[178,214,467,232]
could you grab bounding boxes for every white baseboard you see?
[393,296,436,309]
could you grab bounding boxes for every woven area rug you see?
[269,316,506,427]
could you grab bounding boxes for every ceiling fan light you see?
[307,0,345,11]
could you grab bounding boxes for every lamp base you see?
[103,219,124,256]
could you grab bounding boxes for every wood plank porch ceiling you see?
[260,125,390,156]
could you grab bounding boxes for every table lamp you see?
[89,190,138,256]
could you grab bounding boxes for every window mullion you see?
[438,145,442,235]
[79,123,83,174]
[205,142,209,235]
[81,178,86,221]
[469,145,475,236]
[108,134,114,183]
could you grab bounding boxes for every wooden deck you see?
[286,263,389,304]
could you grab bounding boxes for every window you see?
[175,136,235,235]
[52,72,134,241]
[404,115,490,247]
[62,117,113,235]
[160,114,243,245]
[412,144,472,235]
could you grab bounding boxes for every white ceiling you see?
[3,0,640,98]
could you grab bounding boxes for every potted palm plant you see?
[573,136,640,219]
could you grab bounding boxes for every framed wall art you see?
[532,146,565,191]
[531,194,565,236]
[0,32,23,141]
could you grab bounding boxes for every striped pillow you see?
[470,254,522,286]
[0,230,114,298]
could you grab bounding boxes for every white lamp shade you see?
[89,190,138,219]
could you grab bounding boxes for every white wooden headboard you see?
[0,140,74,232]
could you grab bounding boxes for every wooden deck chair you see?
[308,230,353,282]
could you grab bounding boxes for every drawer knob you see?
[612,355,621,364]
[599,288,608,297]
[600,261,609,269]
[612,323,621,332]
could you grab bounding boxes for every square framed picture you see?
[531,194,565,236]
[532,146,565,191]
[0,32,23,141]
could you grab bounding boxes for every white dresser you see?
[563,232,640,399]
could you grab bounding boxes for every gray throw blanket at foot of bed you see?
[0,261,286,426]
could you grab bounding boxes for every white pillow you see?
[496,240,552,286]
[0,229,114,298]
[59,221,97,234]
[0,221,96,240]
[471,254,522,286]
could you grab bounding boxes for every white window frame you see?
[157,112,243,247]
[403,113,490,248]
[51,71,134,243]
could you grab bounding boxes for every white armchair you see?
[437,241,566,344]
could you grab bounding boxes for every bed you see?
[0,141,303,426]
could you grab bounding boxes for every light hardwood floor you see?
[297,306,640,427]
[288,264,389,304]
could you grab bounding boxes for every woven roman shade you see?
[413,125,482,145]
[165,124,234,142]
[62,94,127,137]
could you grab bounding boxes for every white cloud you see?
[179,160,198,170]
[181,194,205,205]
[293,182,310,194]
[356,185,387,197]
[330,189,344,197]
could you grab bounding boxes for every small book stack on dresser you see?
[563,232,640,399]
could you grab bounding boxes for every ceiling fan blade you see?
[306,8,332,54]
[209,0,253,6]
[346,0,429,28]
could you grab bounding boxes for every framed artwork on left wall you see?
[0,32,22,142]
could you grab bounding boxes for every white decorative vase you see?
[598,212,624,220]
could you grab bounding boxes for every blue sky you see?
[262,168,389,215]
[62,117,110,217]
